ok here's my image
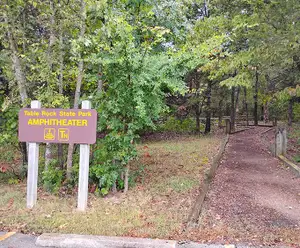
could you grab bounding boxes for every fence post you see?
[77,100,91,211]
[282,128,287,156]
[275,129,283,156]
[225,119,231,134]
[27,100,41,209]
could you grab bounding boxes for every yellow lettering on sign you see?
[27,118,89,127]
[78,111,92,117]
[59,111,76,117]
[82,120,88,126]
[58,128,69,141]
[25,110,39,116]
[28,119,41,125]
[42,111,56,117]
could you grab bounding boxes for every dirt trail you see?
[186,127,300,245]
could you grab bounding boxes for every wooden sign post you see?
[26,100,41,209]
[19,100,97,211]
[275,128,287,156]
[78,100,91,211]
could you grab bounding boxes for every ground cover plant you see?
[0,134,222,238]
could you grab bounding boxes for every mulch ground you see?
[183,127,300,247]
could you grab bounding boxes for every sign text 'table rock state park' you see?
[19,108,97,144]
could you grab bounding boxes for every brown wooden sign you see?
[19,108,97,144]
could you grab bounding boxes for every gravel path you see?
[187,127,300,246]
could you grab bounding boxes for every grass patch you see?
[0,134,222,239]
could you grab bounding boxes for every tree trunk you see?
[194,73,202,133]
[6,15,28,163]
[7,24,28,104]
[66,0,86,180]
[58,22,64,95]
[124,164,130,194]
[235,86,240,116]
[254,69,259,126]
[243,87,249,126]
[288,99,294,126]
[112,181,117,194]
[264,102,269,123]
[45,143,52,170]
[230,87,236,133]
[57,144,64,169]
[57,22,64,169]
[195,104,201,133]
[260,105,264,121]
[19,142,28,165]
[234,87,240,130]
[97,65,103,94]
[218,98,223,128]
[205,81,212,134]
[45,0,56,170]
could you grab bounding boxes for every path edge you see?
[36,233,177,248]
[278,155,300,177]
[186,134,230,227]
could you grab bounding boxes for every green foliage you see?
[0,0,193,193]
[293,103,300,121]
[0,148,15,163]
[8,178,19,185]
[34,86,70,108]
[0,104,19,146]
[90,134,138,195]
[5,0,300,195]
[158,116,199,132]
[70,152,80,186]
[42,160,63,193]
[294,156,300,163]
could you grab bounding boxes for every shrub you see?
[157,116,200,132]
[42,160,63,193]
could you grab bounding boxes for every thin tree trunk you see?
[260,105,264,121]
[254,69,259,126]
[45,143,52,170]
[22,11,26,54]
[243,87,249,126]
[58,23,64,95]
[6,15,28,163]
[66,0,86,180]
[264,101,269,123]
[288,99,294,126]
[230,87,236,133]
[124,164,130,194]
[218,98,223,128]
[57,21,64,169]
[194,73,202,133]
[97,65,103,94]
[112,181,117,194]
[7,23,28,103]
[205,81,212,134]
[235,86,240,115]
[234,87,240,129]
[19,142,28,165]
[45,0,56,170]
[195,102,201,133]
